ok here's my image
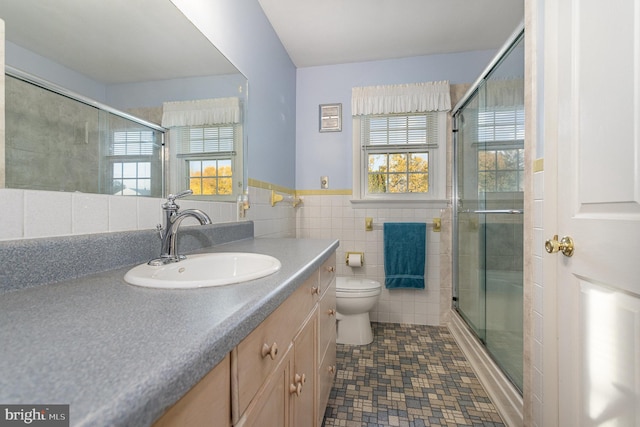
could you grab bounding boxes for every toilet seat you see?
[336,277,381,292]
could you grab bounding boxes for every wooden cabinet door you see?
[236,351,291,427]
[292,313,317,427]
[153,355,230,427]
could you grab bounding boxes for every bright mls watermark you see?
[0,405,69,426]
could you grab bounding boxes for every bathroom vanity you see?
[154,253,337,427]
[0,230,338,427]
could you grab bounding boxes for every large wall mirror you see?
[0,0,248,200]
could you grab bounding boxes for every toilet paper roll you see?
[347,253,362,267]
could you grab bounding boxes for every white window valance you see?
[351,81,451,116]
[161,97,241,127]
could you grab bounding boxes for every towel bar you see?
[365,218,441,232]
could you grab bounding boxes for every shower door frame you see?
[451,23,525,391]
[452,22,525,303]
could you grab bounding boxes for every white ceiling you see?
[2,0,524,84]
[258,0,524,68]
[0,0,238,84]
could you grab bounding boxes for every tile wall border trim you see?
[533,158,544,173]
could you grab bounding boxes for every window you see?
[477,106,525,192]
[351,81,450,203]
[162,97,243,199]
[176,125,240,197]
[112,161,151,195]
[109,130,158,195]
[355,111,447,201]
[363,113,438,195]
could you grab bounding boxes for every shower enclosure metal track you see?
[462,209,524,215]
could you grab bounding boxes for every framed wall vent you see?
[319,103,342,132]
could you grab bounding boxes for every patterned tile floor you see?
[322,323,505,427]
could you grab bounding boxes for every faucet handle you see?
[167,189,193,203]
[163,189,193,210]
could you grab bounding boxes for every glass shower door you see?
[455,91,487,343]
[454,32,524,392]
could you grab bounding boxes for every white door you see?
[545,0,640,425]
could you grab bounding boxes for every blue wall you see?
[5,41,107,102]
[6,0,505,191]
[106,74,247,109]
[295,50,497,190]
[6,0,299,190]
[171,0,298,189]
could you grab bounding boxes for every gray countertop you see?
[0,237,339,427]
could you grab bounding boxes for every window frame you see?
[109,157,153,196]
[106,129,160,196]
[352,111,448,205]
[168,123,243,201]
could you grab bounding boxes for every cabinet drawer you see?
[318,253,336,295]
[235,275,317,416]
[317,340,336,427]
[318,278,336,360]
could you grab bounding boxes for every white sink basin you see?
[124,253,281,289]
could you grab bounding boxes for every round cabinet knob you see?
[311,286,320,295]
[294,373,307,385]
[327,266,335,273]
[328,309,336,316]
[328,365,336,375]
[261,342,278,360]
[289,382,302,396]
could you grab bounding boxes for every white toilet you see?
[335,277,382,345]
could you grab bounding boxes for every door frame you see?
[525,0,560,425]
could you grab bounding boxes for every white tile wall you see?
[297,194,443,326]
[0,185,296,241]
[531,169,544,425]
[72,193,110,235]
[24,190,72,238]
[245,186,296,238]
[1,189,24,239]
[1,186,442,326]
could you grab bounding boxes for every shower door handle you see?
[468,209,524,215]
[545,235,575,257]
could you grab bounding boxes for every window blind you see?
[176,126,235,155]
[110,130,155,156]
[362,113,440,147]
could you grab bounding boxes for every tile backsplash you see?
[297,194,450,326]
[0,186,295,241]
[0,186,451,327]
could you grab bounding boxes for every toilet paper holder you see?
[345,252,364,266]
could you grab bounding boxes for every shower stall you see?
[4,68,165,196]
[452,27,525,393]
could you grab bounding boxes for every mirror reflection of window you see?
[1,0,248,200]
[109,130,157,196]
[177,125,238,196]
[163,98,243,200]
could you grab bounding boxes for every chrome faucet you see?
[149,190,212,266]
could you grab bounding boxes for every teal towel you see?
[383,222,426,289]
